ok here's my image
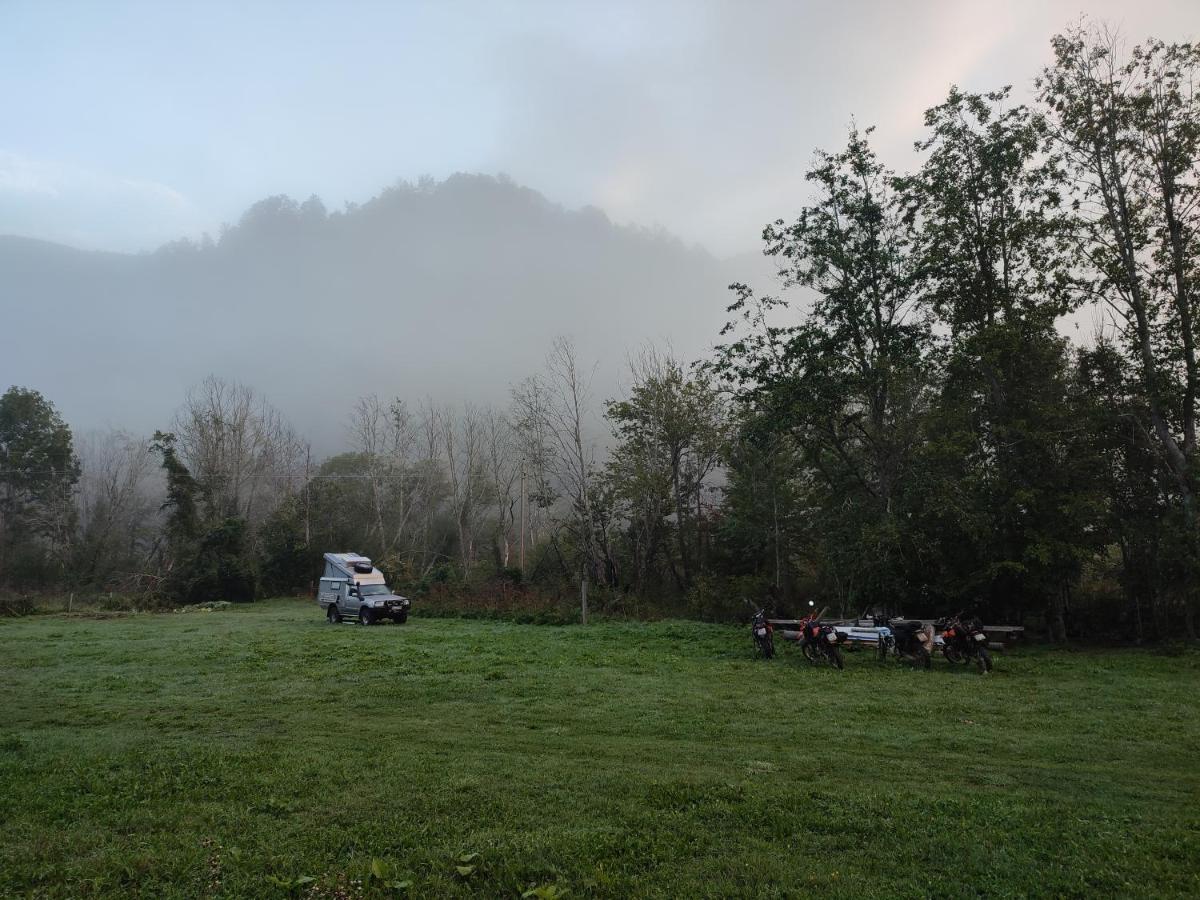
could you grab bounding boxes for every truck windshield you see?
[358,584,390,596]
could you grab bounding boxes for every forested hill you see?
[1,174,744,448]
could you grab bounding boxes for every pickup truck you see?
[317,552,411,625]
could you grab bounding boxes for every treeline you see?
[2,24,1198,640]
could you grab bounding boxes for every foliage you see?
[0,386,80,586]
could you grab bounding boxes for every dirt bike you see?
[751,607,775,659]
[937,612,993,673]
[872,615,932,669]
[798,612,846,670]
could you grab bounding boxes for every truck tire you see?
[394,609,408,624]
[359,608,374,626]
[327,605,341,625]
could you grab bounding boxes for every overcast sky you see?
[2,0,1198,257]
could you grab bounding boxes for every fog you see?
[1,175,755,451]
[1,0,1196,449]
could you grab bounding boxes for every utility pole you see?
[519,462,527,575]
[303,444,312,548]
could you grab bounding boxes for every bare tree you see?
[350,394,389,547]
[483,408,520,567]
[510,374,559,545]
[174,376,303,524]
[514,337,614,583]
[441,404,489,571]
[74,430,160,588]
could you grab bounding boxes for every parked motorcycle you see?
[751,607,775,659]
[937,613,993,673]
[798,611,846,670]
[872,615,932,669]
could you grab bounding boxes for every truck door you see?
[343,581,362,617]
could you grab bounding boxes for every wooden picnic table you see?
[767,618,1025,648]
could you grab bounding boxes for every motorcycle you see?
[937,612,993,673]
[751,607,775,659]
[872,615,932,669]
[798,610,846,670]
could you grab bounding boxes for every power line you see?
[0,470,432,480]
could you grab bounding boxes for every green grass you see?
[1,600,1197,898]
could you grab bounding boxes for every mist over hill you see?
[0,174,765,451]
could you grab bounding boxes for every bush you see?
[686,574,771,622]
[0,593,36,617]
[171,517,259,604]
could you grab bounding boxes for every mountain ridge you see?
[1,173,756,451]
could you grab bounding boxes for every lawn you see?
[1,599,1197,898]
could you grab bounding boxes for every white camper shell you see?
[317,552,411,625]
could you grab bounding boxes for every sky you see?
[3,0,1198,258]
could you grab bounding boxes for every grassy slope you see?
[0,599,1197,899]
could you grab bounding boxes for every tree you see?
[72,430,158,591]
[903,85,1099,634]
[605,348,726,594]
[173,376,303,525]
[903,85,1074,332]
[713,128,935,611]
[513,338,615,585]
[1039,24,1200,636]
[0,386,80,585]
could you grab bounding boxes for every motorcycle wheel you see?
[976,646,993,673]
[944,646,967,665]
[755,635,774,660]
[828,645,844,670]
[801,642,819,664]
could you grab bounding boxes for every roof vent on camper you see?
[353,561,373,574]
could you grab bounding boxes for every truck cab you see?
[317,552,411,625]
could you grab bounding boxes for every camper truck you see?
[317,552,411,625]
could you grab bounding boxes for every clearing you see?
[1,599,1197,897]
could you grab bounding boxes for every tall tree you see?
[904,85,1097,634]
[605,348,727,594]
[713,128,934,611]
[0,386,80,584]
[1039,25,1200,635]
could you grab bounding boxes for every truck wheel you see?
[327,605,341,625]
[394,609,408,624]
[359,608,374,626]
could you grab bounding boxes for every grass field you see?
[1,599,1198,898]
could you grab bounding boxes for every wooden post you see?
[581,575,588,625]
